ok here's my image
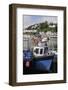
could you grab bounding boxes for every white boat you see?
[33,46,54,57]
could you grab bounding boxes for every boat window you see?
[40,49,43,54]
[44,47,48,54]
[34,48,39,54]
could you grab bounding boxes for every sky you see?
[23,15,57,29]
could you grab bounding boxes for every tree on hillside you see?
[40,21,49,30]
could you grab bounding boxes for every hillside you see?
[25,21,57,33]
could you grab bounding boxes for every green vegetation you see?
[25,21,57,33]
